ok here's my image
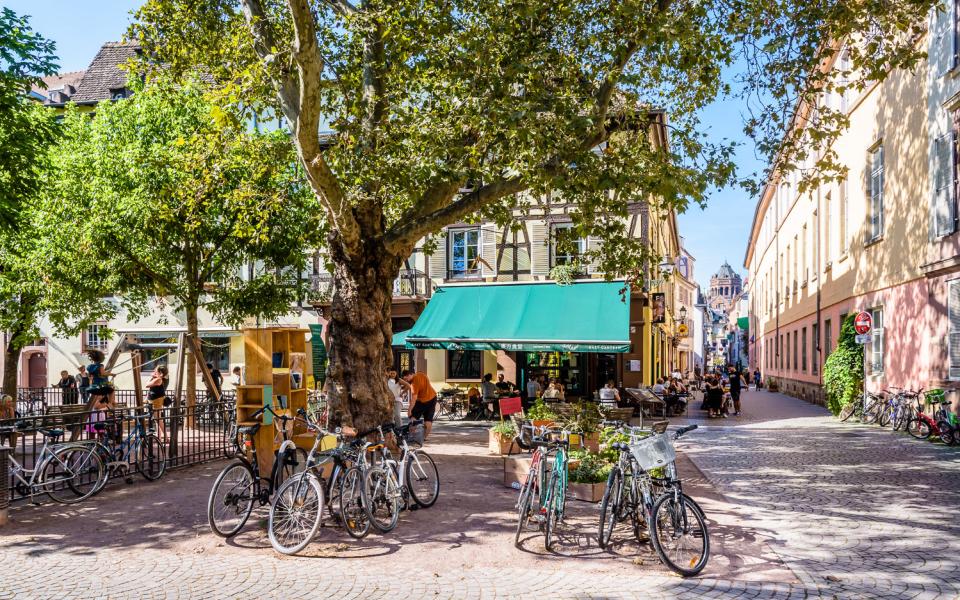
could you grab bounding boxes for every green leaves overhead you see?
[43,78,320,329]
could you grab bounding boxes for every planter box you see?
[568,481,605,503]
[531,419,556,428]
[489,430,519,455]
[503,456,532,488]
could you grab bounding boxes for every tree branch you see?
[239,0,301,126]
[284,0,362,254]
[361,18,386,143]
[322,0,359,17]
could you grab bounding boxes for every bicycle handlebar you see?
[673,424,698,439]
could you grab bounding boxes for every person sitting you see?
[495,373,515,393]
[542,382,561,400]
[599,380,620,407]
[652,378,666,396]
[480,373,498,419]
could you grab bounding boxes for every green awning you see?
[737,317,749,330]
[391,329,409,347]
[399,280,631,352]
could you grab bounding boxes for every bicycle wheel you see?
[48,445,104,504]
[207,459,256,538]
[937,421,956,445]
[269,474,324,555]
[907,417,931,439]
[860,401,880,425]
[878,404,891,427]
[598,467,622,550]
[892,406,907,431]
[514,474,535,547]
[406,451,440,508]
[362,465,401,533]
[137,434,167,481]
[838,403,857,422]
[649,492,710,577]
[544,470,563,552]
[338,466,371,539]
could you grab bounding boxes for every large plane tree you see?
[131,0,935,429]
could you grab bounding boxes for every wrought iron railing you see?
[309,268,433,303]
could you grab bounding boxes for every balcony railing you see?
[309,269,433,304]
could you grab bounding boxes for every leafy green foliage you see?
[0,8,59,228]
[490,419,516,437]
[559,401,602,434]
[569,448,613,484]
[527,397,558,422]
[823,314,864,415]
[40,78,320,333]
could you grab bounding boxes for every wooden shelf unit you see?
[239,326,312,474]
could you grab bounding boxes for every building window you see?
[868,144,884,241]
[824,319,833,359]
[812,323,819,375]
[83,323,109,352]
[793,330,798,371]
[839,179,848,254]
[138,336,174,371]
[447,228,481,279]
[934,116,958,237]
[801,327,808,372]
[869,307,884,374]
[447,349,482,380]
[550,222,586,268]
[785,333,790,370]
[838,50,852,112]
[823,195,831,265]
[201,337,231,372]
[949,280,960,379]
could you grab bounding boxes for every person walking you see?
[401,369,437,440]
[728,366,745,416]
[77,365,91,404]
[146,365,169,441]
[705,374,724,418]
[387,368,406,427]
[56,370,78,405]
[754,369,762,389]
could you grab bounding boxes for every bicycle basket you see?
[628,433,676,471]
[405,421,425,446]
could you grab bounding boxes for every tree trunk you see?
[185,304,199,428]
[326,241,402,432]
[2,339,21,400]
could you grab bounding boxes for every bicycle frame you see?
[8,439,86,498]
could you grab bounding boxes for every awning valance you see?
[394,280,631,353]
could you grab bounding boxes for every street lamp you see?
[679,306,687,322]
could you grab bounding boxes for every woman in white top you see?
[599,380,620,407]
[387,369,407,426]
[542,382,561,399]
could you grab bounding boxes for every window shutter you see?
[428,232,447,280]
[935,133,957,236]
[937,7,953,77]
[950,282,960,378]
[480,225,498,278]
[516,229,532,272]
[530,221,550,275]
[586,236,603,274]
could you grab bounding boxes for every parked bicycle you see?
[87,409,166,492]
[15,392,47,419]
[0,422,104,504]
[513,424,570,551]
[839,391,885,424]
[206,404,307,537]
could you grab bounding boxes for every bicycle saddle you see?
[237,424,260,436]
[39,428,64,441]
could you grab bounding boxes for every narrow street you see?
[1,390,957,599]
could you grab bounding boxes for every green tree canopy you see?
[43,78,319,405]
[128,0,936,428]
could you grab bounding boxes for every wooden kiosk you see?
[235,326,312,474]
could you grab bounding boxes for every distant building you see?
[707,262,742,312]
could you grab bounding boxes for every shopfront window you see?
[522,351,584,397]
[447,350,482,380]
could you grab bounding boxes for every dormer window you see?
[110,87,131,100]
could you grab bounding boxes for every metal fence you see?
[2,392,235,503]
[15,387,234,413]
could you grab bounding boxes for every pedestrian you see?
[728,366,744,416]
[387,368,406,427]
[401,369,437,440]
[231,366,242,387]
[56,369,78,405]
[705,374,724,418]
[206,362,223,396]
[86,349,114,407]
[77,365,91,404]
[754,369,762,389]
[146,365,169,441]
[599,380,620,408]
[526,376,541,401]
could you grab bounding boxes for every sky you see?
[10,1,761,291]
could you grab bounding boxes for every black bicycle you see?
[206,405,307,537]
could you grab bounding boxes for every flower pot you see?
[568,481,605,503]
[531,419,555,428]
[489,429,518,455]
[582,431,600,453]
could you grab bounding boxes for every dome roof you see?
[713,261,740,280]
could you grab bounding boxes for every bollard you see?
[0,445,9,526]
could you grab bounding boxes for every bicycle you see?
[599,422,709,577]
[361,419,440,534]
[86,409,166,492]
[839,391,885,424]
[0,423,104,504]
[15,393,47,419]
[206,404,307,537]
[513,424,570,551]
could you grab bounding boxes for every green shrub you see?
[527,397,557,421]
[490,420,516,437]
[560,401,602,434]
[823,313,864,415]
[568,450,612,484]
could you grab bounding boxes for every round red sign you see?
[854,311,872,335]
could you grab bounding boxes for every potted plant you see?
[766,376,779,392]
[562,401,602,452]
[489,420,518,455]
[567,449,612,503]
[527,397,558,427]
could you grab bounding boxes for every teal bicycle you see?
[88,409,166,493]
[514,425,570,551]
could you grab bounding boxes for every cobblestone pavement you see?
[1,390,958,599]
